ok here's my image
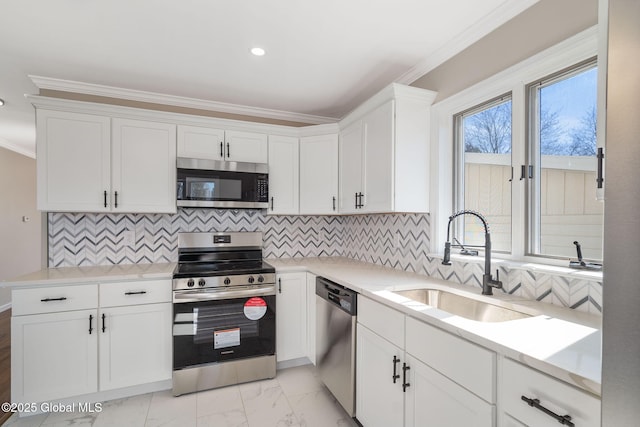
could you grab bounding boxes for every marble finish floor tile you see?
[1,365,355,427]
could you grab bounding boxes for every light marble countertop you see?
[0,262,176,288]
[266,256,602,397]
[1,257,601,396]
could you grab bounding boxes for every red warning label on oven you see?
[244,297,267,320]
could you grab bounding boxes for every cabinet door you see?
[268,136,299,215]
[224,130,268,163]
[177,125,225,160]
[99,303,172,391]
[36,109,111,212]
[339,121,364,214]
[306,273,317,365]
[405,355,494,427]
[362,100,394,213]
[276,273,307,362]
[11,309,98,403]
[299,134,339,214]
[111,118,177,213]
[356,324,404,427]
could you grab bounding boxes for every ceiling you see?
[0,0,537,157]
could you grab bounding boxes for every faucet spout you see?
[442,210,503,295]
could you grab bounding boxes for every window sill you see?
[429,252,603,282]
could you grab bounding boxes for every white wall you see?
[0,147,44,308]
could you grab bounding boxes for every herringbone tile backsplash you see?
[48,210,602,313]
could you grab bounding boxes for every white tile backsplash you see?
[47,210,602,313]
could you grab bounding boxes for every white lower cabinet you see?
[306,273,317,364]
[405,354,493,427]
[12,309,98,403]
[98,303,172,391]
[500,358,600,427]
[11,280,172,405]
[275,272,307,362]
[356,296,495,427]
[356,324,405,427]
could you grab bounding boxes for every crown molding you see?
[395,0,541,85]
[0,137,35,159]
[28,75,338,125]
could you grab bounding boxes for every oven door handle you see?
[173,286,276,302]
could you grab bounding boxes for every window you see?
[454,96,512,253]
[528,60,602,260]
[451,58,603,263]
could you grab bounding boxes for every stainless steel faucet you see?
[442,210,503,295]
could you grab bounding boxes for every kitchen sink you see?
[392,289,531,322]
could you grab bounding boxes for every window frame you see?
[430,26,599,267]
[525,58,600,261]
[453,93,514,255]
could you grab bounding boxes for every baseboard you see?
[276,357,312,370]
[0,302,11,313]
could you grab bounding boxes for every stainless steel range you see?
[172,231,276,396]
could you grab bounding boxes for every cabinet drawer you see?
[358,296,404,348]
[12,285,98,316]
[501,358,600,427]
[406,317,495,403]
[100,280,172,307]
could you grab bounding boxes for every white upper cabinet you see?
[338,121,364,214]
[36,109,176,213]
[362,101,394,212]
[299,134,339,215]
[338,84,437,214]
[225,130,268,163]
[112,119,176,213]
[268,135,299,215]
[177,125,225,160]
[37,109,111,212]
[177,126,268,163]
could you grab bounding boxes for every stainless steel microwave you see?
[177,158,269,209]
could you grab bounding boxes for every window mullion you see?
[510,84,527,259]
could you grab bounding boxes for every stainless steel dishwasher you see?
[315,276,357,417]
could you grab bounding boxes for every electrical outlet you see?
[123,230,135,247]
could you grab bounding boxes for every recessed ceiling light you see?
[0,98,4,106]
[250,47,266,57]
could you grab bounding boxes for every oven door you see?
[173,292,275,370]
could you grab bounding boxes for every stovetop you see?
[173,260,275,279]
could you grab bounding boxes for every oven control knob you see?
[198,279,206,287]
[248,276,255,284]
[257,275,264,283]
[187,279,195,288]
[224,277,231,285]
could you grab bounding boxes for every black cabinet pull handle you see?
[226,142,230,158]
[124,291,147,295]
[271,197,274,211]
[114,191,118,208]
[521,396,574,426]
[40,297,67,302]
[220,141,224,158]
[402,363,410,392]
[104,190,108,208]
[278,278,282,294]
[332,196,336,211]
[358,192,364,208]
[102,313,106,333]
[508,166,514,182]
[354,192,358,209]
[89,314,93,335]
[520,165,526,180]
[597,147,604,189]
[392,356,400,383]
